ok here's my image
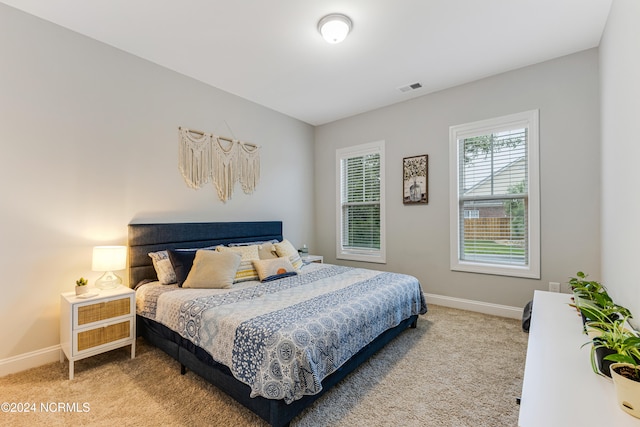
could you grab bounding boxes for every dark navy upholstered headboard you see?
[127,221,283,287]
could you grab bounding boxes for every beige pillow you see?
[216,245,260,282]
[182,250,242,289]
[253,257,297,282]
[274,239,303,270]
[258,242,278,259]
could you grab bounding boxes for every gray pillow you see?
[148,250,177,285]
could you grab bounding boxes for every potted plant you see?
[579,301,632,332]
[584,316,638,377]
[609,351,640,418]
[569,272,632,327]
[569,271,607,301]
[75,277,89,295]
[569,272,608,318]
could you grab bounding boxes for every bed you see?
[128,221,427,426]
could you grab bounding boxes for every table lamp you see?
[92,245,127,289]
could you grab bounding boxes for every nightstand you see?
[60,286,135,379]
[302,254,323,264]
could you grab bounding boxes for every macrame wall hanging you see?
[178,126,261,202]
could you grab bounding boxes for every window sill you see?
[451,260,540,279]
[337,252,386,264]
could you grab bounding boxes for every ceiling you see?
[2,0,612,125]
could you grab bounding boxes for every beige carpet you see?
[0,305,528,427]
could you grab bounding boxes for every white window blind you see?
[336,141,386,263]
[449,111,539,278]
[460,129,528,265]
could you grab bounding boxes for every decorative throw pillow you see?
[253,258,298,282]
[182,250,242,289]
[148,250,177,285]
[258,242,278,260]
[216,245,260,282]
[168,249,198,287]
[274,239,303,270]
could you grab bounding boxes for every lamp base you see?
[95,271,122,289]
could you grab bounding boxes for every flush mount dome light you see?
[318,14,352,44]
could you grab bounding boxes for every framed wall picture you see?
[403,154,428,204]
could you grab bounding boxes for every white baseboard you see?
[425,293,523,319]
[0,345,61,378]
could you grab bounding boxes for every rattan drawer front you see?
[77,320,131,352]
[77,297,130,326]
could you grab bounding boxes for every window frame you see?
[449,110,540,279]
[336,140,386,264]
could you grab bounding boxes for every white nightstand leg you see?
[131,342,135,359]
[68,360,74,380]
[59,349,64,364]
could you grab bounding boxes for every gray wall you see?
[0,4,314,360]
[600,0,640,325]
[314,49,601,308]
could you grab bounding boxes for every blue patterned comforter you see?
[136,263,427,403]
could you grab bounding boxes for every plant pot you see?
[611,363,640,419]
[580,309,619,330]
[75,285,89,296]
[594,344,616,377]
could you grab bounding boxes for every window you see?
[336,141,386,263]
[449,110,540,278]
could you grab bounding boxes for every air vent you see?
[398,82,423,93]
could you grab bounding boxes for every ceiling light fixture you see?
[318,14,352,44]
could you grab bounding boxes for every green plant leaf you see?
[605,354,637,364]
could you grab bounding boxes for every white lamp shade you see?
[318,14,352,44]
[92,246,127,271]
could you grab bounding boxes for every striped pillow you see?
[216,244,260,282]
[274,239,303,271]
